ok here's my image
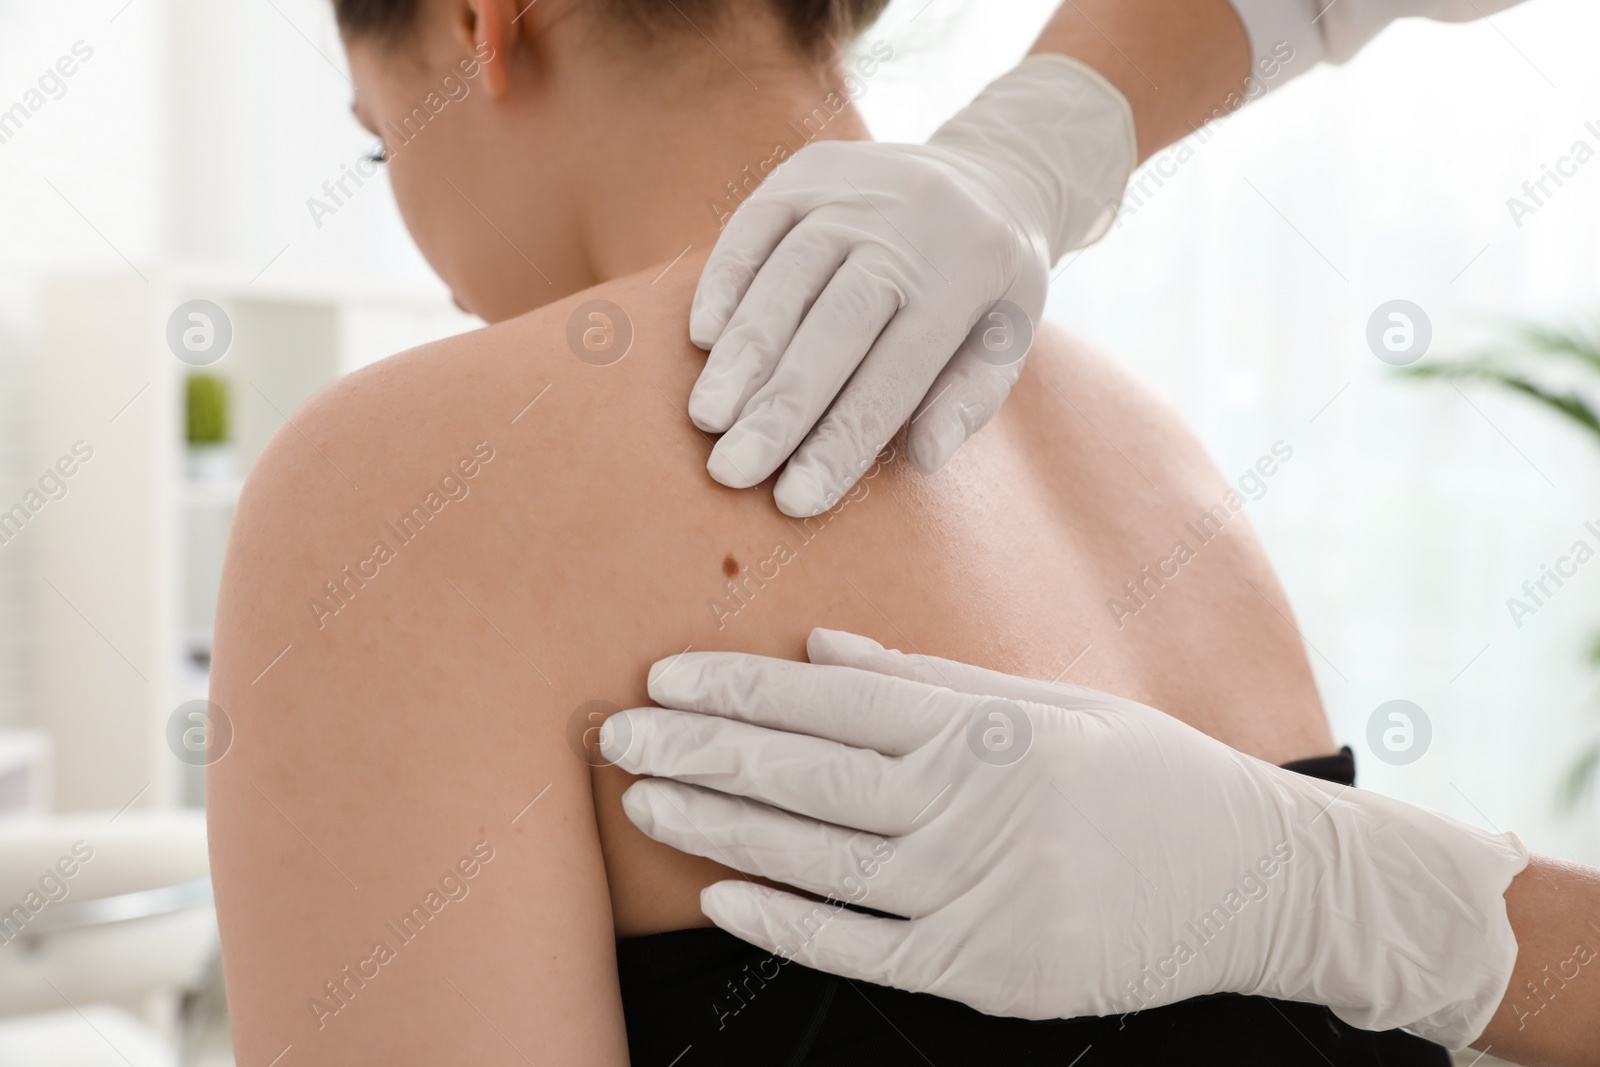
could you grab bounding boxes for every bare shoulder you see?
[222,260,710,616]
[202,270,702,1062]
[1010,320,1233,497]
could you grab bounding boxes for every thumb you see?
[701,881,916,987]
[805,628,984,692]
[906,274,1043,475]
[905,351,1019,476]
[807,627,1100,708]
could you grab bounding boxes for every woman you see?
[206,0,1444,1062]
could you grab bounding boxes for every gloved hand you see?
[689,56,1136,517]
[603,629,1530,1049]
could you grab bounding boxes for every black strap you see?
[1280,744,1356,787]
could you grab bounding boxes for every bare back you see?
[208,254,1330,1063]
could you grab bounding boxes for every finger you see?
[690,196,802,349]
[706,258,905,490]
[804,628,890,666]
[805,627,1099,708]
[907,284,1039,474]
[904,351,1020,476]
[621,779,922,911]
[646,651,963,755]
[772,305,975,517]
[700,881,918,989]
[690,225,851,434]
[606,709,939,835]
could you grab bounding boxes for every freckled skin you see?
[207,252,1331,1064]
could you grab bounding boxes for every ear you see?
[460,0,523,99]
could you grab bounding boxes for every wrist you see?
[1272,776,1528,1047]
[927,55,1136,263]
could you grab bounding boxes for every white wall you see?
[0,0,455,807]
[0,2,170,734]
[0,0,445,341]
[0,335,27,731]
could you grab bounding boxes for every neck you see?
[568,49,872,284]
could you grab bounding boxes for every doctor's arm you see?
[697,0,1535,518]
[604,632,1599,1066]
[1488,858,1600,1067]
[689,0,1253,517]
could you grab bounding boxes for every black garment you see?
[617,745,1449,1066]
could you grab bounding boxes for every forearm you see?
[1028,0,1252,163]
[1475,855,1600,1066]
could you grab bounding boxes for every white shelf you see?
[34,267,474,813]
[0,729,51,818]
[179,478,243,509]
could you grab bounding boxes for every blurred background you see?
[0,0,1595,1062]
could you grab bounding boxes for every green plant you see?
[1403,319,1600,810]
[186,373,230,447]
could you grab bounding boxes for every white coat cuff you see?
[1227,0,1327,92]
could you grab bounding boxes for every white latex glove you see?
[603,629,1530,1050]
[689,56,1136,518]
[1228,0,1529,74]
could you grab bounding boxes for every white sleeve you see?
[1228,0,1535,91]
[1228,0,1326,86]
